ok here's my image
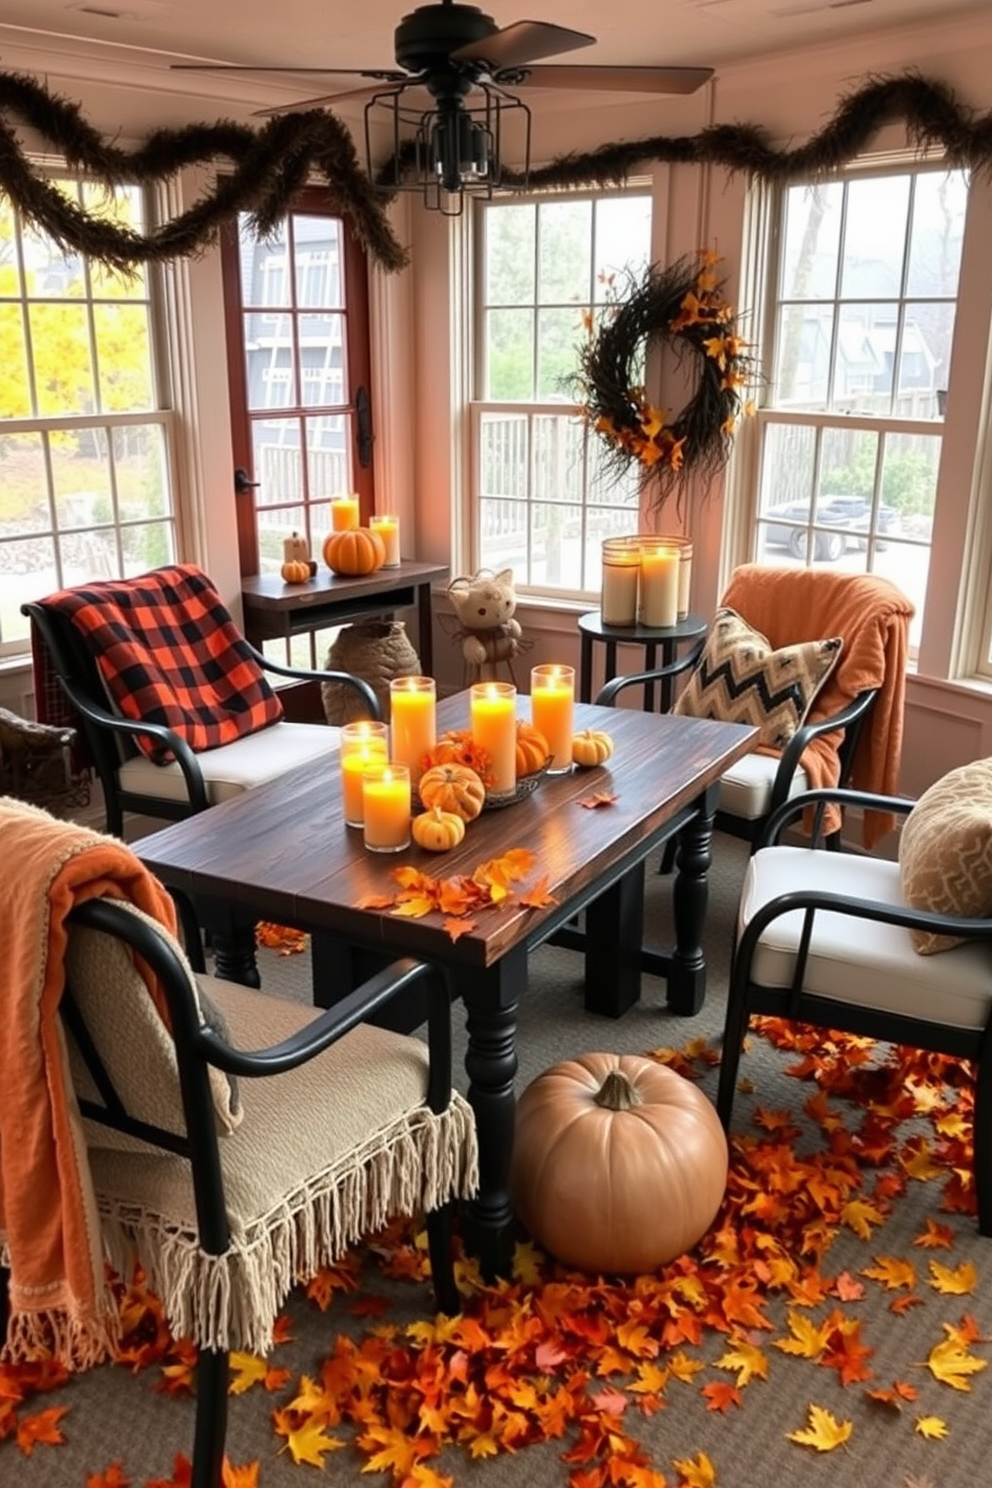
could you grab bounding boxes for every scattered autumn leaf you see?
[786,1403,853,1453]
[915,1415,949,1440]
[925,1333,989,1391]
[15,1405,68,1455]
[927,1259,977,1295]
[86,1465,132,1488]
[672,1449,717,1487]
[578,791,618,808]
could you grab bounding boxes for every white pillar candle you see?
[370,514,401,567]
[601,548,640,627]
[638,547,679,628]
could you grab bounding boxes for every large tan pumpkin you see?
[510,1052,728,1274]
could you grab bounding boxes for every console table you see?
[578,610,707,711]
[240,560,449,675]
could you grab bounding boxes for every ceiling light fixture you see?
[364,78,530,216]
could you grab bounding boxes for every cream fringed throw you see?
[0,797,179,1369]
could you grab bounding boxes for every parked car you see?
[762,495,899,561]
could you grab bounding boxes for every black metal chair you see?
[24,593,379,839]
[27,893,478,1488]
[716,786,992,1235]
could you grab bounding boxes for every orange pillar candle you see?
[340,720,389,827]
[389,676,436,783]
[470,681,517,795]
[370,514,401,567]
[530,664,574,774]
[330,495,360,531]
[638,545,679,628]
[362,763,411,852]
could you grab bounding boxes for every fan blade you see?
[254,83,400,116]
[171,64,407,81]
[451,21,595,70]
[506,64,715,95]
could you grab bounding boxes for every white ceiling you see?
[1,0,989,113]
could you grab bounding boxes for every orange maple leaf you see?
[86,1465,132,1488]
[15,1405,68,1455]
[222,1463,262,1488]
[519,875,558,910]
[579,791,618,808]
[144,1455,192,1488]
[700,1380,741,1413]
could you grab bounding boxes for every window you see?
[753,165,969,651]
[472,192,651,599]
[0,176,177,659]
[222,189,373,594]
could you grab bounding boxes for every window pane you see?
[93,302,155,410]
[114,424,170,520]
[480,412,528,496]
[29,302,95,416]
[294,216,342,308]
[840,175,910,297]
[0,432,48,531]
[120,519,174,575]
[252,418,302,501]
[239,219,290,308]
[245,312,296,409]
[773,302,830,409]
[780,181,843,300]
[300,312,345,406]
[531,501,584,587]
[833,303,895,414]
[536,307,585,399]
[533,415,582,500]
[485,308,534,399]
[899,301,955,416]
[485,203,535,305]
[537,199,591,304]
[594,197,652,292]
[479,495,528,575]
[907,172,967,296]
[0,303,31,416]
[52,429,112,527]
[305,414,350,502]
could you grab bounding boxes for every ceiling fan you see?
[174,2,714,211]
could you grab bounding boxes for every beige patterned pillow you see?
[673,607,843,749]
[899,758,992,954]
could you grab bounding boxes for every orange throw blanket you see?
[722,566,914,848]
[0,798,177,1369]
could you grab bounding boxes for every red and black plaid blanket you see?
[35,565,283,764]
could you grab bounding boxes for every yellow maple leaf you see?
[935,1110,971,1140]
[928,1259,977,1295]
[915,1416,949,1439]
[512,1239,545,1285]
[862,1255,917,1291]
[285,1374,338,1424]
[668,1351,706,1384]
[629,1361,670,1396]
[902,1141,944,1182]
[359,1424,434,1476]
[671,1449,717,1487]
[926,1336,989,1391]
[715,1338,769,1388]
[391,894,437,919]
[227,1353,269,1395]
[786,1403,853,1453]
[279,1417,345,1468]
[840,1197,885,1239]
[773,1311,829,1360]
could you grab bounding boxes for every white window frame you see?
[0,166,180,661]
[468,186,651,604]
[733,155,992,681]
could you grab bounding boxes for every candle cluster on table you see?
[470,681,517,795]
[370,513,401,567]
[339,719,389,827]
[530,664,574,774]
[389,676,436,784]
[600,535,692,628]
[330,494,360,531]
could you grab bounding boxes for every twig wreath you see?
[573,251,756,510]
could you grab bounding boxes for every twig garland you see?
[573,252,756,511]
[0,72,408,272]
[0,69,989,274]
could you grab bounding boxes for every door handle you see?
[356,385,374,469]
[234,467,260,494]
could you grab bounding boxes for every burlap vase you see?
[321,621,422,725]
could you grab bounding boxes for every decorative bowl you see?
[483,759,553,810]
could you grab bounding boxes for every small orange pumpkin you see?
[280,558,311,584]
[411,806,466,852]
[323,527,386,576]
[418,763,486,822]
[572,728,614,767]
[515,721,550,778]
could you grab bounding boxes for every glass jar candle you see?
[470,681,517,795]
[389,676,436,783]
[600,536,641,627]
[340,719,389,828]
[530,664,574,774]
[637,537,679,628]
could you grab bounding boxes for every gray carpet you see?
[7,835,992,1487]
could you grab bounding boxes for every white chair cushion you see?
[117,721,341,804]
[740,845,992,1031]
[85,977,478,1353]
[718,751,808,821]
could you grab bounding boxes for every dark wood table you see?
[137,696,756,1276]
[240,560,449,676]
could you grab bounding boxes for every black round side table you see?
[578,610,707,712]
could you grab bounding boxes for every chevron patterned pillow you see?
[673,607,843,749]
